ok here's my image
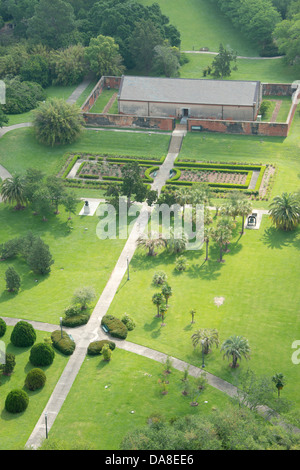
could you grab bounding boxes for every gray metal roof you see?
[119,76,260,107]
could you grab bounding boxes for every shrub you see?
[5,266,21,293]
[102,343,112,361]
[64,305,82,317]
[0,353,16,375]
[87,340,116,356]
[0,318,6,337]
[121,313,136,331]
[29,342,55,366]
[3,77,46,114]
[61,314,89,327]
[51,330,76,356]
[101,314,128,339]
[25,368,46,391]
[152,271,167,285]
[10,321,36,347]
[5,389,29,413]
[259,100,272,118]
[0,238,21,260]
[175,255,188,272]
[71,286,96,310]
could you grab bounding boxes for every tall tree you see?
[269,192,300,231]
[211,43,237,79]
[129,19,163,73]
[220,335,251,368]
[85,35,125,78]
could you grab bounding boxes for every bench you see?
[191,126,202,131]
[102,324,109,333]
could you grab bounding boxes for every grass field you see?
[180,54,300,83]
[90,88,119,114]
[139,0,258,55]
[0,127,171,178]
[0,203,126,324]
[104,215,300,409]
[0,326,69,450]
[48,348,232,449]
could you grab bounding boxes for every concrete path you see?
[0,122,32,139]
[66,77,92,105]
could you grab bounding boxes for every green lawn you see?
[0,203,126,324]
[180,54,300,83]
[48,348,232,449]
[139,0,258,55]
[0,326,69,450]
[0,127,171,178]
[104,215,300,409]
[90,88,119,114]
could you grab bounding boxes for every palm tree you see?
[204,226,213,261]
[212,225,232,262]
[272,373,286,398]
[160,304,167,326]
[1,175,27,210]
[136,232,166,256]
[166,229,187,254]
[161,283,172,307]
[269,192,300,231]
[238,199,253,234]
[152,292,163,317]
[191,328,219,354]
[220,335,251,368]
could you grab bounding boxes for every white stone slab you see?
[79,198,102,216]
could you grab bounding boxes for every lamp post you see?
[60,317,63,339]
[127,255,130,281]
[45,412,48,439]
[201,339,205,368]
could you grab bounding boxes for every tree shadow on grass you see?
[260,226,299,250]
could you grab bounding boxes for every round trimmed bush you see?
[25,368,46,391]
[87,340,116,356]
[5,389,29,413]
[51,330,76,356]
[10,321,36,347]
[0,318,6,337]
[29,342,55,366]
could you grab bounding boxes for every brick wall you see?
[81,76,122,112]
[188,118,289,137]
[82,112,175,131]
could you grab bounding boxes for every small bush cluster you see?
[121,313,136,331]
[87,340,116,356]
[0,318,6,337]
[101,314,128,339]
[51,330,76,356]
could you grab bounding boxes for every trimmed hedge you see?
[25,368,46,391]
[5,389,29,414]
[29,342,55,366]
[51,330,76,356]
[87,340,116,356]
[101,314,128,339]
[62,314,89,327]
[10,321,36,347]
[174,160,263,171]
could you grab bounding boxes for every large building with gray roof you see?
[118,76,262,122]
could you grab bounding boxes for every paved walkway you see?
[66,76,92,105]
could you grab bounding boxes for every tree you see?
[160,303,167,326]
[272,372,286,398]
[273,13,300,64]
[212,224,233,262]
[63,191,79,219]
[31,187,53,221]
[0,175,26,210]
[153,44,180,77]
[211,44,237,79]
[190,309,196,324]
[0,353,16,376]
[85,35,125,78]
[46,176,66,214]
[220,335,251,368]
[204,226,213,261]
[161,283,172,307]
[269,192,300,231]
[0,106,8,128]
[72,286,96,310]
[51,45,87,86]
[102,343,112,361]
[33,99,84,147]
[129,19,163,73]
[152,292,164,317]
[121,162,147,208]
[166,229,187,254]
[191,329,219,354]
[27,0,77,49]
[20,54,51,88]
[238,199,253,234]
[27,237,54,275]
[5,266,21,293]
